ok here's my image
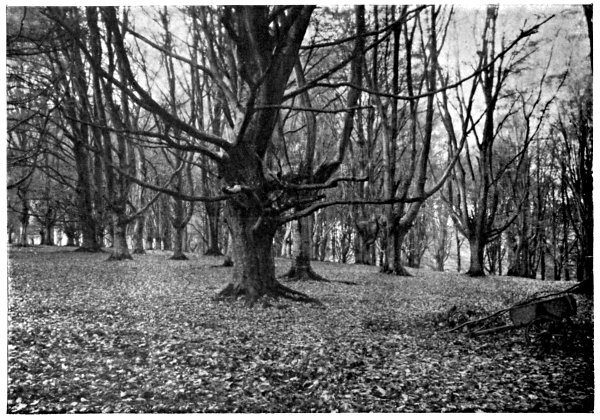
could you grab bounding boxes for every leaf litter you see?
[7,246,593,413]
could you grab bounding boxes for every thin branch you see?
[296,16,553,103]
[284,175,368,191]
[253,104,372,114]
[299,6,426,50]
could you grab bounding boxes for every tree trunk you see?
[318,233,328,261]
[219,212,276,302]
[63,15,101,254]
[107,218,132,260]
[182,228,190,253]
[106,223,114,248]
[162,222,172,251]
[222,229,234,267]
[540,246,546,280]
[433,218,449,271]
[456,229,462,273]
[467,236,485,276]
[340,225,351,263]
[381,212,411,276]
[158,198,171,250]
[65,232,76,247]
[507,237,535,278]
[312,219,322,260]
[353,232,366,264]
[19,212,29,247]
[354,215,379,265]
[216,204,318,306]
[282,217,326,281]
[281,223,293,257]
[204,202,222,256]
[435,252,445,272]
[73,152,101,252]
[330,229,337,262]
[20,225,29,246]
[145,215,155,250]
[391,226,411,276]
[132,215,145,254]
[380,211,394,274]
[44,225,54,245]
[170,225,188,260]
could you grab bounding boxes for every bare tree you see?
[441,6,554,276]
[57,6,366,304]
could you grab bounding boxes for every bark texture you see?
[216,202,320,306]
[107,220,133,261]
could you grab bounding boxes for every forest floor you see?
[7,245,594,413]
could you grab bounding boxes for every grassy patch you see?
[7,246,593,413]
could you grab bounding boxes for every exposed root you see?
[169,254,188,260]
[281,257,356,285]
[215,279,324,308]
[281,268,356,285]
[273,282,324,306]
[380,266,412,277]
[106,253,133,261]
[215,283,241,299]
[281,266,328,282]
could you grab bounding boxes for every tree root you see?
[132,249,146,255]
[274,282,324,306]
[380,266,412,277]
[215,279,324,308]
[281,264,356,285]
[106,253,133,261]
[169,254,188,260]
[281,266,328,282]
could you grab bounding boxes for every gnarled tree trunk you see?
[217,200,317,306]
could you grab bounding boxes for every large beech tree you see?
[53,5,374,304]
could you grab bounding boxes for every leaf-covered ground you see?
[7,246,594,413]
